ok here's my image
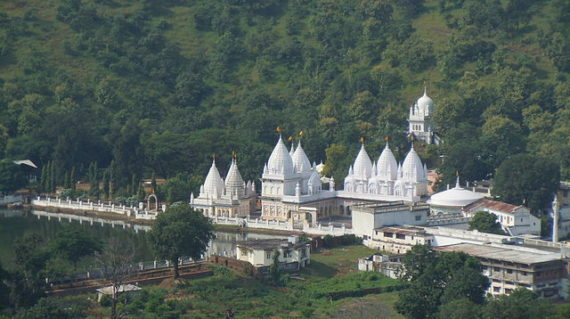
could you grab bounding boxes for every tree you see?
[396,245,489,319]
[49,226,102,267]
[96,237,137,319]
[150,204,215,278]
[437,298,482,319]
[9,234,49,309]
[484,288,553,319]
[493,153,560,214]
[269,250,284,286]
[468,211,505,235]
[0,160,27,193]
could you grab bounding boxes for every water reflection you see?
[0,209,286,269]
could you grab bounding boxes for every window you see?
[505,288,513,294]
[507,269,513,274]
[396,233,406,240]
[493,287,501,293]
[415,215,422,221]
[266,252,272,259]
[383,232,394,238]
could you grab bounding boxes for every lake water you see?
[0,209,286,270]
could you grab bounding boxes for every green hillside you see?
[0,0,569,201]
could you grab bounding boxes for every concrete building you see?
[464,198,541,236]
[369,226,434,254]
[358,254,403,279]
[235,236,311,270]
[351,202,430,246]
[436,243,566,298]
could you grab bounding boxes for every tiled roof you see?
[464,198,522,214]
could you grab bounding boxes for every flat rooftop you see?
[435,243,561,265]
[354,201,430,213]
[374,226,427,236]
[236,239,307,251]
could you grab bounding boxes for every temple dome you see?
[352,144,373,179]
[267,136,294,175]
[401,145,425,182]
[292,143,312,173]
[416,88,434,116]
[203,160,224,198]
[225,158,245,198]
[377,143,398,180]
[428,179,484,207]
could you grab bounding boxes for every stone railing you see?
[206,215,353,236]
[32,196,159,220]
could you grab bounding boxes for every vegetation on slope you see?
[0,0,568,207]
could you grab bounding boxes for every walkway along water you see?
[31,196,353,236]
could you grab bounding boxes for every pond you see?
[0,209,286,270]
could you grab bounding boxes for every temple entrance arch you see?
[147,194,158,211]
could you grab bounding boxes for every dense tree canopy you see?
[492,154,560,214]
[395,245,489,319]
[0,0,568,203]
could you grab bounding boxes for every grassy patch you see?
[301,245,378,280]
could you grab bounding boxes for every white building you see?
[260,137,337,222]
[408,88,439,145]
[190,158,257,217]
[351,202,430,246]
[342,142,429,202]
[259,135,431,223]
[464,198,541,236]
[235,236,311,270]
[369,226,434,254]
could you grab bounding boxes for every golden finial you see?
[359,137,365,143]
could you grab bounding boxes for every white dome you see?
[267,136,294,176]
[428,180,484,207]
[352,144,373,179]
[402,145,425,182]
[203,160,224,198]
[377,143,398,180]
[416,88,434,116]
[225,158,245,197]
[292,143,312,173]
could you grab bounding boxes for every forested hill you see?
[0,0,569,201]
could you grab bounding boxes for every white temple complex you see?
[190,158,257,217]
[258,135,429,222]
